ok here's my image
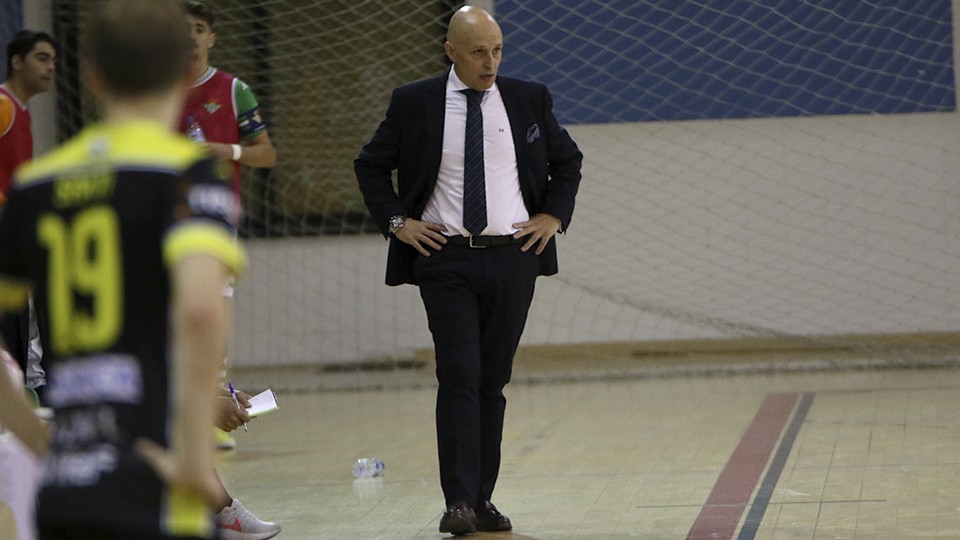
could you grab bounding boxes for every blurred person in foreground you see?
[0,1,245,538]
[355,5,582,535]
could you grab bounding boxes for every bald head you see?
[447,6,497,43]
[445,6,503,91]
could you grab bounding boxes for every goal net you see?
[38,0,960,368]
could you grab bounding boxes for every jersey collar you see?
[191,67,218,88]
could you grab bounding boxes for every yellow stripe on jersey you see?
[164,223,247,278]
[14,120,219,187]
[0,278,29,312]
[162,486,214,538]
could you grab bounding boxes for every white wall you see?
[231,107,960,367]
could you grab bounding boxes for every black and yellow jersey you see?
[0,120,245,538]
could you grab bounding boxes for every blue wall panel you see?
[498,1,956,124]
[1,0,24,81]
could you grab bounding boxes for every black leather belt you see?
[445,235,523,248]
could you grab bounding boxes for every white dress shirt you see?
[421,69,529,236]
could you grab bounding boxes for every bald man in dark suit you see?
[355,6,582,535]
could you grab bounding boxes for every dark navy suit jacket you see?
[355,70,583,286]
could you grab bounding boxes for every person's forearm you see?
[355,162,405,236]
[0,350,48,455]
[206,133,276,169]
[171,257,230,470]
[236,130,276,169]
[172,321,222,466]
[236,140,276,169]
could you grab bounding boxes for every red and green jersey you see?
[179,67,267,194]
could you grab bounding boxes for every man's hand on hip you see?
[396,218,448,256]
[513,213,562,255]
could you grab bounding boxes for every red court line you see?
[686,392,800,540]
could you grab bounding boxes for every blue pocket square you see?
[526,124,540,143]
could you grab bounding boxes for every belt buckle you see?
[467,235,486,249]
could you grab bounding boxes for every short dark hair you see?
[83,0,193,97]
[6,29,57,78]
[184,1,215,28]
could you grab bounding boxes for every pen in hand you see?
[229,382,248,432]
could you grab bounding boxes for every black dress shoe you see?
[475,501,512,531]
[439,501,477,536]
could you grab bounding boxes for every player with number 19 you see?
[0,1,244,537]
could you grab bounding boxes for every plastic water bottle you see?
[352,458,384,478]
[186,115,206,142]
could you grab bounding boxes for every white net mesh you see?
[32,1,960,367]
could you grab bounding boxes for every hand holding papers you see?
[247,389,279,418]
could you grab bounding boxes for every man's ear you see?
[82,63,105,97]
[9,55,23,75]
[444,41,455,63]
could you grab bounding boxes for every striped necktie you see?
[460,88,487,236]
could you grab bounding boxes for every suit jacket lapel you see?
[498,77,534,198]
[420,73,448,196]
[498,78,528,160]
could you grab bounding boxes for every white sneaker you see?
[216,498,281,540]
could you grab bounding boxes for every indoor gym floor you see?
[221,346,960,539]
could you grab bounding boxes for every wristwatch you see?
[388,214,406,235]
